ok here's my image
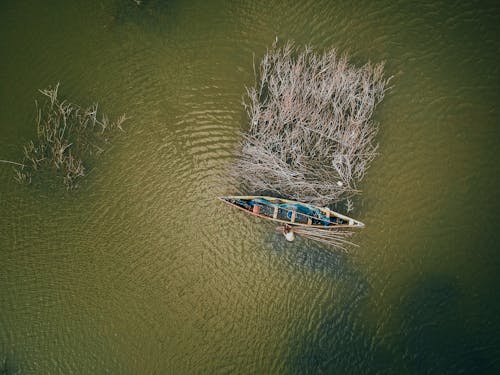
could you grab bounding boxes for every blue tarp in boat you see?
[250,198,330,225]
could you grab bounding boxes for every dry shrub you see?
[14,84,127,189]
[232,41,389,208]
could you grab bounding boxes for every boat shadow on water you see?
[259,225,363,282]
[276,241,379,374]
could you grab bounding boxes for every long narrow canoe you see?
[219,196,364,229]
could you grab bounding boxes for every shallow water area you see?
[1,1,499,374]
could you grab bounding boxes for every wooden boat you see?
[219,196,364,229]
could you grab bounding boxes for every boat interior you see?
[226,197,348,226]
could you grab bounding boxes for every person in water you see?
[283,224,295,242]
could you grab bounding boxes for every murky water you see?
[1,1,499,373]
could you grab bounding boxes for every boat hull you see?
[219,196,364,229]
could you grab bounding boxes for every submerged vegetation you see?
[289,226,356,252]
[0,357,19,375]
[10,84,126,189]
[232,41,389,209]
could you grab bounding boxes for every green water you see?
[1,1,499,373]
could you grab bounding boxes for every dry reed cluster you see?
[232,41,389,209]
[14,84,126,189]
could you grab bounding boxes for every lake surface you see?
[1,1,499,373]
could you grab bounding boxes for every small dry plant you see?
[11,84,126,189]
